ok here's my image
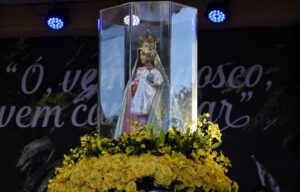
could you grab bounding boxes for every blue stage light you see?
[45,9,68,30]
[208,9,226,23]
[206,1,229,24]
[47,17,65,30]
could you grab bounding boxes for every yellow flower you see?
[125,146,134,154]
[216,151,231,167]
[180,131,187,137]
[81,185,96,192]
[133,162,146,178]
[158,146,172,154]
[232,181,239,192]
[207,124,222,142]
[168,128,175,135]
[49,154,238,192]
[174,184,185,191]
[125,181,137,192]
[193,142,199,149]
[141,162,155,176]
[48,115,239,192]
[121,168,136,183]
[159,165,173,178]
[136,137,143,142]
[116,183,125,191]
[154,171,168,186]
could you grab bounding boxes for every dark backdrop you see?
[0,27,298,192]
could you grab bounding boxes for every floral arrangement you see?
[48,114,238,192]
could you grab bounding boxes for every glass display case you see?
[98,1,197,138]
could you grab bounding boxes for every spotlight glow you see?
[123,15,140,26]
[208,9,226,23]
[47,17,65,30]
[45,8,67,30]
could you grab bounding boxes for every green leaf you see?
[150,126,154,137]
[202,134,211,143]
[192,131,197,141]
[212,142,221,149]
[186,127,191,136]
[172,126,177,132]
[159,129,165,145]
[174,134,181,144]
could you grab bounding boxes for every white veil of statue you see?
[114,26,185,139]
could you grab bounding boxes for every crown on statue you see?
[138,24,159,59]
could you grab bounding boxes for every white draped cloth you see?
[131,67,163,115]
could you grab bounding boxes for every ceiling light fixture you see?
[123,15,140,26]
[206,0,229,24]
[45,8,68,30]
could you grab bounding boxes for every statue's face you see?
[140,51,147,64]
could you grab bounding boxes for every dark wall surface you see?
[0,27,299,192]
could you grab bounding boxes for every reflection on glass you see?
[171,6,197,130]
[101,26,125,117]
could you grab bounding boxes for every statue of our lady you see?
[114,26,184,139]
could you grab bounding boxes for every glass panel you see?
[170,3,198,130]
[99,1,197,138]
[98,3,130,137]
